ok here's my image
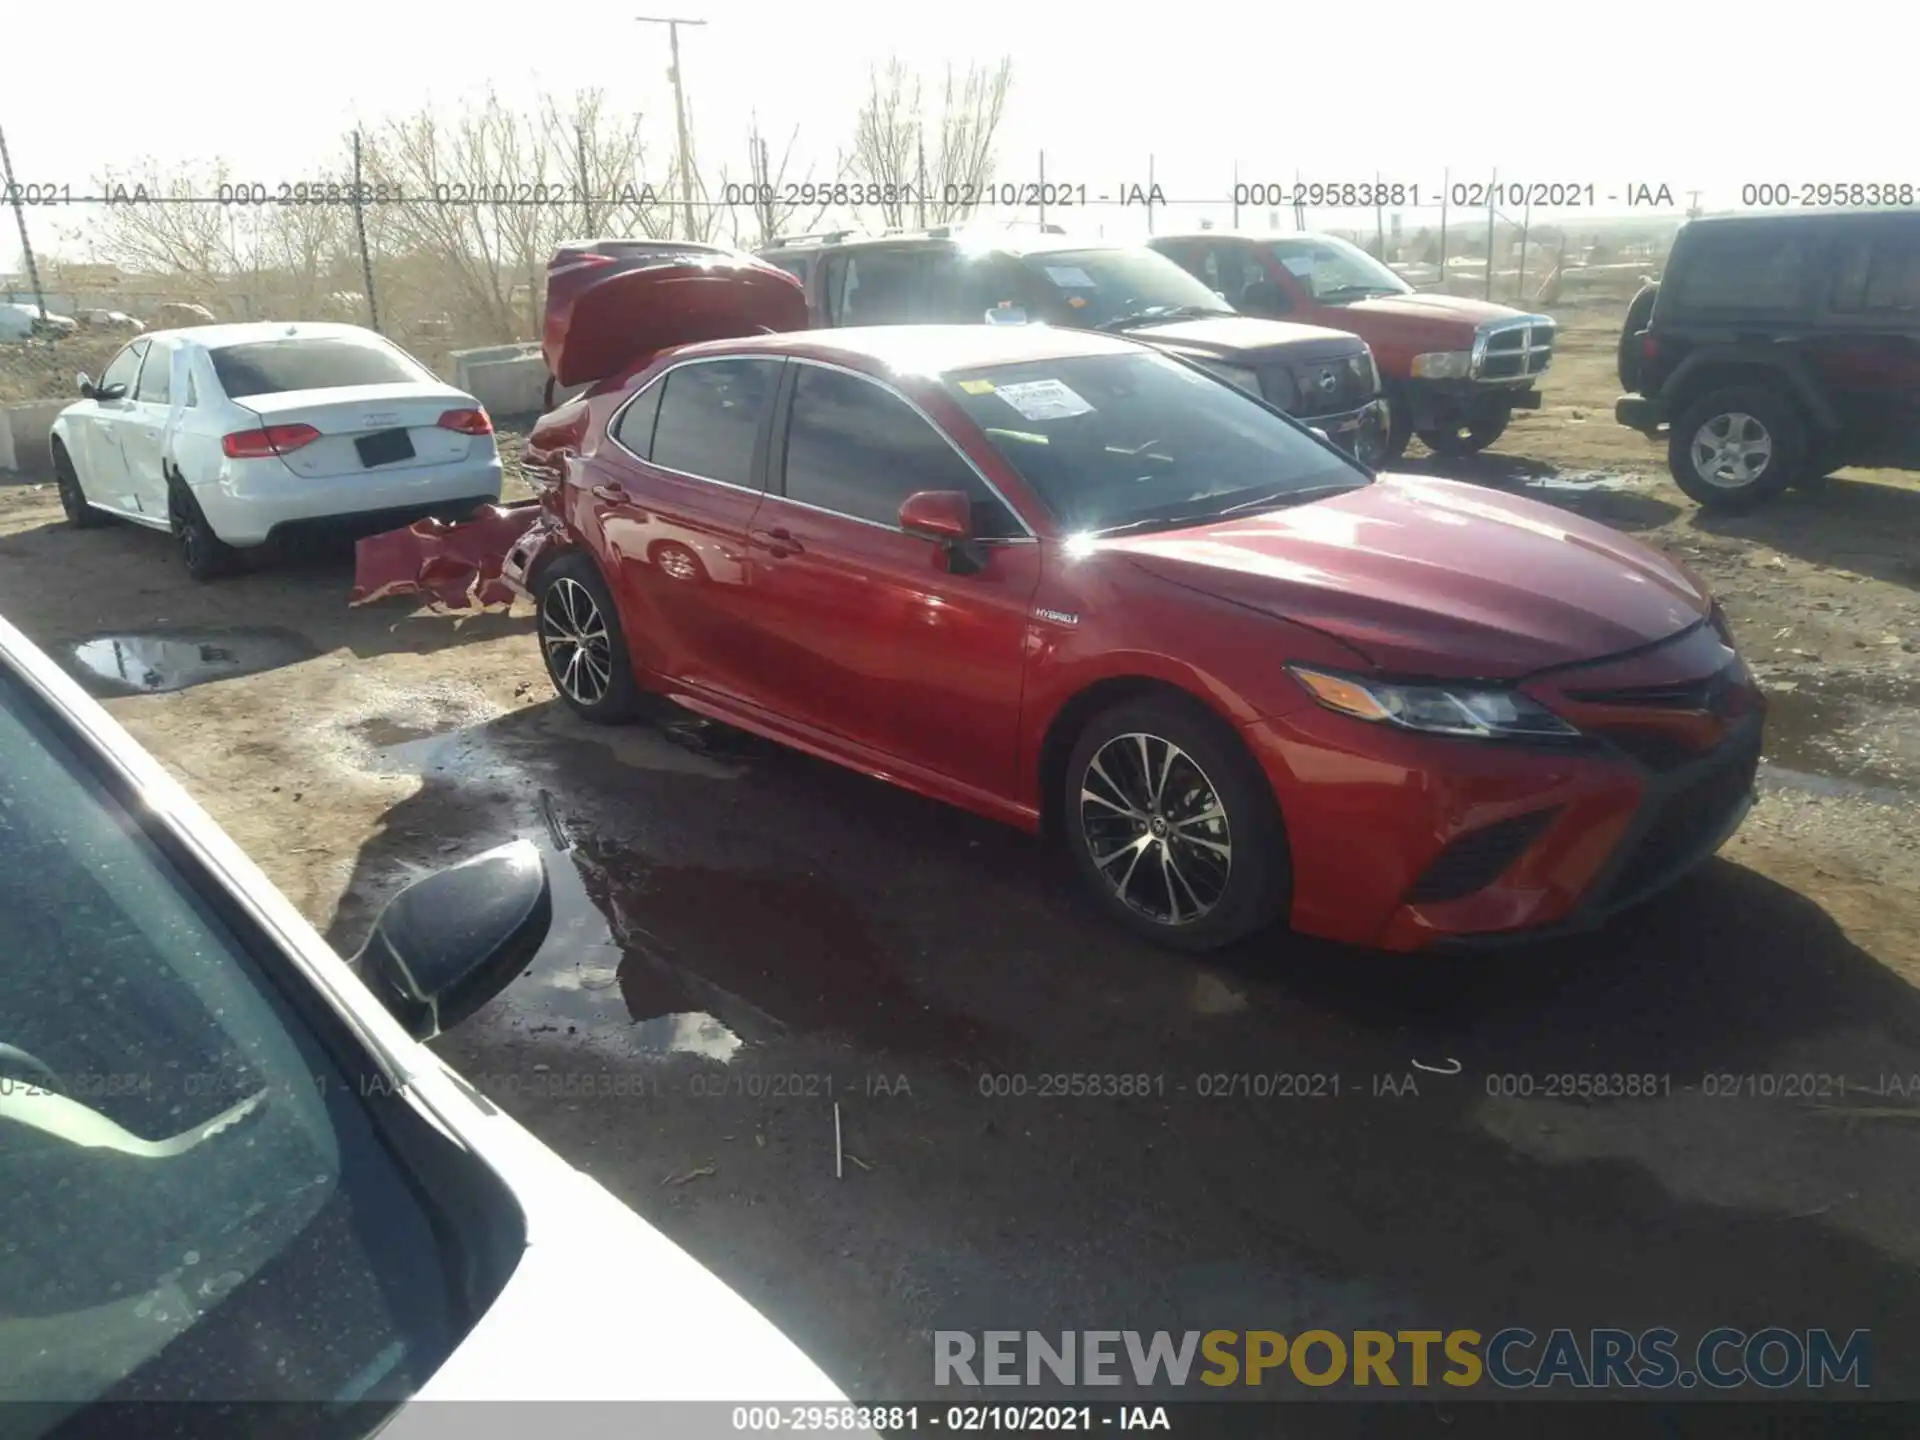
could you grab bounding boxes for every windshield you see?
[0,669,482,1434]
[943,349,1368,534]
[1023,248,1233,329]
[210,336,430,399]
[1269,236,1413,300]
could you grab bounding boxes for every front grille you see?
[1605,735,1760,905]
[1279,353,1375,417]
[1588,727,1702,772]
[1477,321,1554,382]
[1404,807,1560,905]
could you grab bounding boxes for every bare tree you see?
[849,57,1013,230]
[732,118,856,247]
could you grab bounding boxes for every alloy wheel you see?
[1078,732,1232,925]
[541,576,614,706]
[169,487,203,569]
[1690,412,1773,489]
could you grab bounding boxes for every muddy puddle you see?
[61,627,318,697]
[1760,671,1920,803]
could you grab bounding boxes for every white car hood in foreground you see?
[397,1127,845,1408]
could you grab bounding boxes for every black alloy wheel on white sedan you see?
[536,552,640,723]
[167,476,236,581]
[1064,696,1291,952]
[52,443,106,528]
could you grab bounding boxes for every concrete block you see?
[1,400,72,477]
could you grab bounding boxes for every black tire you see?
[167,476,237,580]
[1063,695,1290,953]
[1667,386,1805,512]
[1617,283,1659,392]
[1418,409,1510,456]
[535,551,641,723]
[52,442,106,528]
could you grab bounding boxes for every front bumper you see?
[1615,393,1665,433]
[1398,379,1543,431]
[1299,398,1390,466]
[1244,706,1762,953]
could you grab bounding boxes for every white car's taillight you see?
[222,424,321,459]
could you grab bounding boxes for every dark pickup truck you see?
[759,227,1391,467]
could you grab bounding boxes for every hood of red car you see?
[1342,293,1531,327]
[541,251,807,387]
[1105,474,1710,679]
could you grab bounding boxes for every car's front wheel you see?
[536,552,641,723]
[53,443,106,528]
[168,478,237,580]
[1418,409,1510,456]
[1668,387,1804,511]
[1064,696,1290,952]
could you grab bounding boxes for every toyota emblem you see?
[1317,368,1338,394]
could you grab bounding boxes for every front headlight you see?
[1195,360,1264,397]
[1288,666,1580,740]
[1410,350,1472,380]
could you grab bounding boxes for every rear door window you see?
[1830,221,1920,314]
[209,337,429,399]
[134,340,172,406]
[610,379,664,459]
[648,358,780,488]
[1669,226,1812,314]
[836,249,953,325]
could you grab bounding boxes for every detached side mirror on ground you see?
[356,838,553,1041]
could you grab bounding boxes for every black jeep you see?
[1616,209,1920,511]
[760,227,1391,467]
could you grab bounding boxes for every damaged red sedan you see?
[489,250,1764,954]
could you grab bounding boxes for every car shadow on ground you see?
[1389,450,1684,532]
[321,699,1920,1408]
[0,511,530,667]
[1690,474,1920,591]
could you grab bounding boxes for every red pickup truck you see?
[1148,231,1555,461]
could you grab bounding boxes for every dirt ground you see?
[4,302,1920,1418]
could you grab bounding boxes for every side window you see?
[822,255,851,322]
[98,341,147,396]
[610,378,664,458]
[781,365,1023,537]
[1831,225,1920,314]
[135,341,172,405]
[1671,228,1808,312]
[648,359,779,488]
[838,251,936,326]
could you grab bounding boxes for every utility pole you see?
[0,122,48,321]
[635,15,707,240]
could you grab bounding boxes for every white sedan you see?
[49,321,503,579]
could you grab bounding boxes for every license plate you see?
[356,428,416,468]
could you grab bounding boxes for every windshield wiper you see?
[1094,304,1236,332]
[1089,483,1362,538]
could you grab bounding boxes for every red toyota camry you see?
[504,253,1763,954]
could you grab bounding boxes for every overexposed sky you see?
[1,0,1899,269]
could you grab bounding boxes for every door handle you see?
[750,527,802,557]
[591,483,626,503]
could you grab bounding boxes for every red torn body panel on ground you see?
[349,503,543,611]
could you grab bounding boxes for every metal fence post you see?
[0,122,48,323]
[352,130,382,334]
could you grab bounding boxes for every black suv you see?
[1616,209,1920,511]
[760,227,1391,466]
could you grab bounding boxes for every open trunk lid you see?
[541,241,808,387]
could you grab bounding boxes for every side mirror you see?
[984,305,1029,326]
[96,383,128,402]
[76,372,95,398]
[355,838,552,1041]
[899,489,974,543]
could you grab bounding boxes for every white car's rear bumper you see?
[191,454,504,547]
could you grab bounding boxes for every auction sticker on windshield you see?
[995,379,1094,421]
[1042,265,1097,288]
[957,378,997,395]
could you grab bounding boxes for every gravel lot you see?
[4,301,1919,1426]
